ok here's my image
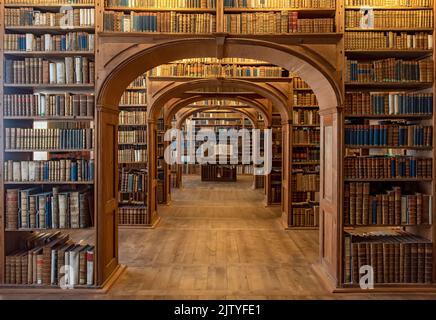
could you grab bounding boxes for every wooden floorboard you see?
[2,175,436,299]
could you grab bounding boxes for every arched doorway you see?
[96,38,342,289]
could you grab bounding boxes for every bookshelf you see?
[288,76,320,229]
[117,73,150,228]
[340,0,436,288]
[0,0,96,289]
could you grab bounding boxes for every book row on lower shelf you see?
[4,232,95,287]
[345,58,434,83]
[201,164,237,181]
[119,206,148,226]
[5,0,95,4]
[105,0,217,8]
[293,93,317,106]
[118,128,147,144]
[292,171,320,192]
[3,93,95,118]
[5,127,94,150]
[4,57,95,85]
[223,0,335,7]
[293,128,320,144]
[345,10,433,29]
[6,187,93,230]
[118,145,147,163]
[5,8,95,27]
[344,183,432,226]
[292,148,320,162]
[344,156,432,179]
[343,230,432,285]
[344,123,432,147]
[120,91,147,105]
[344,0,431,6]
[345,32,433,51]
[345,92,433,116]
[120,167,147,193]
[292,109,319,125]
[119,111,147,125]
[291,206,319,227]
[4,32,95,52]
[4,159,95,182]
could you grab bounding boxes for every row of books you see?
[5,128,94,150]
[291,172,320,192]
[4,159,95,182]
[291,206,319,227]
[345,10,433,29]
[5,57,95,85]
[343,230,432,284]
[292,149,320,162]
[344,124,432,147]
[292,128,320,144]
[120,91,147,105]
[119,111,147,125]
[6,187,92,230]
[119,207,148,225]
[5,0,95,3]
[120,168,147,193]
[344,156,432,179]
[176,58,266,66]
[293,93,318,106]
[118,128,147,144]
[344,183,432,225]
[224,13,334,34]
[291,190,319,203]
[119,189,146,205]
[344,0,432,6]
[4,232,95,287]
[292,110,320,125]
[270,183,281,203]
[5,8,95,27]
[345,58,434,83]
[150,63,285,78]
[224,0,335,8]
[200,164,237,182]
[105,0,216,7]
[292,78,310,89]
[4,33,95,52]
[236,164,254,174]
[118,146,147,163]
[103,11,216,33]
[344,92,433,116]
[345,32,433,50]
[3,93,95,117]
[127,74,147,88]
[194,112,240,118]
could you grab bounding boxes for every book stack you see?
[119,111,147,125]
[4,159,95,182]
[293,128,320,144]
[105,0,217,8]
[345,32,433,50]
[344,183,433,226]
[343,230,432,284]
[293,92,317,106]
[292,170,320,192]
[5,8,95,27]
[345,58,434,83]
[224,0,335,8]
[344,156,432,179]
[119,206,148,225]
[4,57,95,85]
[344,123,432,147]
[345,92,433,115]
[4,231,95,287]
[103,11,217,33]
[345,10,433,29]
[224,12,334,34]
[5,187,92,230]
[5,127,94,150]
[3,93,95,117]
[149,63,285,78]
[292,109,320,125]
[118,126,147,144]
[4,32,95,52]
[120,91,147,105]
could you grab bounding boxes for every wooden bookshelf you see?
[0,0,97,289]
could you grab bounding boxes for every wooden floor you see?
[2,175,436,299]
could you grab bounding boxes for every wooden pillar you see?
[281,120,292,228]
[96,104,119,285]
[147,118,158,224]
[318,106,343,287]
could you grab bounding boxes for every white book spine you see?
[49,63,56,84]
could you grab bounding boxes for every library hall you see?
[1,0,436,301]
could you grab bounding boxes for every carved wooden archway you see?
[96,37,343,287]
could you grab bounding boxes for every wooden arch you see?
[96,37,343,287]
[163,95,271,128]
